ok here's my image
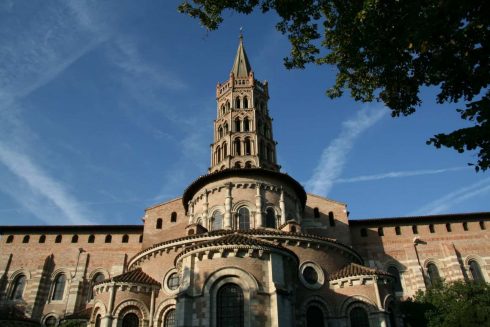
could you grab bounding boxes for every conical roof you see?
[231,35,252,78]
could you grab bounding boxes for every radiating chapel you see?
[1,36,489,327]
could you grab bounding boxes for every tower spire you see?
[231,31,252,78]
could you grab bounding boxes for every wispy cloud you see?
[305,106,386,196]
[336,166,467,183]
[0,144,94,224]
[411,178,490,215]
[0,2,110,224]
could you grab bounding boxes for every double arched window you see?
[349,306,369,327]
[52,274,66,300]
[238,207,250,230]
[217,283,244,327]
[10,275,26,300]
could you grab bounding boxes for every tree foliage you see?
[401,281,490,327]
[178,0,490,171]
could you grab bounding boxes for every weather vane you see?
[239,27,244,39]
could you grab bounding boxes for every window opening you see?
[52,274,66,300]
[238,207,250,230]
[265,208,276,228]
[217,283,244,327]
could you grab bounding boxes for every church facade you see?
[1,37,489,327]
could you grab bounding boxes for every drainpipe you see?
[413,238,427,288]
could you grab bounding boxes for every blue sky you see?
[0,1,488,226]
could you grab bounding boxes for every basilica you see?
[0,36,489,327]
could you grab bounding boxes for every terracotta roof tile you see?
[329,263,391,281]
[100,268,159,286]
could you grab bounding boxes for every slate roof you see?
[231,35,252,78]
[329,263,391,281]
[98,268,159,286]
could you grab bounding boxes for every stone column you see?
[224,183,233,229]
[149,288,155,327]
[188,201,194,224]
[202,190,209,229]
[255,183,264,227]
[280,188,286,225]
[103,283,116,327]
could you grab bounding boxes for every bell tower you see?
[210,34,280,173]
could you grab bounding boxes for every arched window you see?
[90,273,105,300]
[235,97,240,109]
[328,212,335,226]
[122,234,129,243]
[427,263,440,286]
[429,224,435,233]
[217,283,244,327]
[238,207,250,230]
[306,305,324,327]
[221,105,225,116]
[52,274,66,300]
[164,309,176,327]
[244,138,251,155]
[244,161,252,168]
[234,138,241,155]
[388,266,403,293]
[139,235,143,243]
[412,225,418,234]
[291,226,297,233]
[88,234,95,243]
[224,122,229,134]
[234,118,241,132]
[463,222,468,231]
[267,145,273,162]
[446,223,452,232]
[10,275,26,300]
[95,314,101,327]
[243,96,248,109]
[105,234,112,243]
[265,208,276,228]
[71,235,78,243]
[226,101,230,111]
[234,162,242,168]
[222,142,228,159]
[22,235,29,243]
[349,306,369,327]
[122,313,139,327]
[156,218,163,229]
[395,226,401,235]
[39,234,46,243]
[243,117,249,131]
[313,208,320,218]
[218,126,223,138]
[45,316,57,327]
[171,212,177,222]
[469,260,484,282]
[55,235,62,243]
[217,145,222,162]
[480,221,486,230]
[6,235,13,243]
[212,211,223,231]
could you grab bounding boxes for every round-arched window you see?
[164,309,176,327]
[238,207,250,230]
[349,306,369,327]
[212,211,223,231]
[217,283,244,327]
[265,208,276,228]
[122,312,139,327]
[10,275,26,300]
[469,260,484,282]
[306,306,324,327]
[51,274,66,300]
[90,273,105,299]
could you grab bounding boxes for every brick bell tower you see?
[210,34,280,173]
